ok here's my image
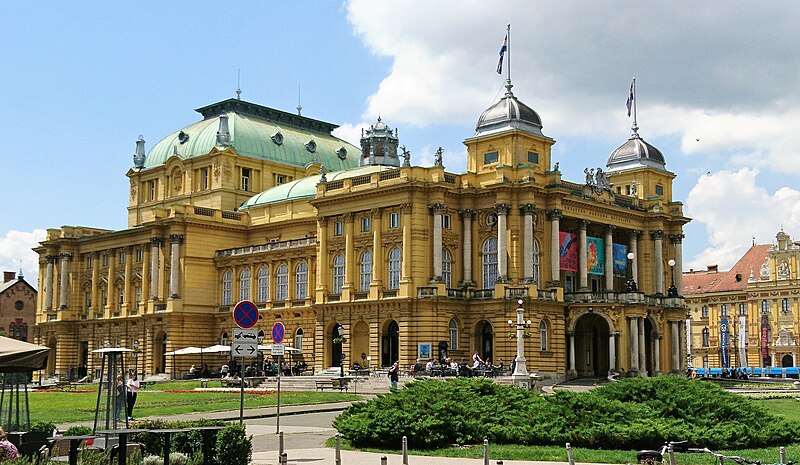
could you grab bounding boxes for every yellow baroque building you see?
[684,230,800,370]
[34,80,689,380]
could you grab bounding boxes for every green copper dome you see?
[239,164,400,209]
[141,99,360,171]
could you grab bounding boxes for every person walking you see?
[388,361,400,389]
[126,371,140,421]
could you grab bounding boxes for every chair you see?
[108,442,144,464]
[48,438,73,462]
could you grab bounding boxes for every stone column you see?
[460,209,474,286]
[371,208,383,287]
[316,218,329,298]
[150,237,162,300]
[91,253,100,314]
[629,231,639,286]
[123,247,133,309]
[568,332,576,372]
[141,246,151,307]
[651,230,664,295]
[430,203,445,282]
[578,220,588,290]
[654,335,661,374]
[671,320,680,373]
[671,234,685,295]
[548,209,562,285]
[609,332,617,374]
[401,204,412,289]
[58,253,72,309]
[638,317,646,376]
[343,213,355,296]
[169,234,183,298]
[604,225,614,291]
[520,203,535,283]
[45,255,56,311]
[630,317,639,373]
[496,204,511,281]
[106,250,116,311]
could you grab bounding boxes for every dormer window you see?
[241,168,251,191]
[655,184,664,196]
[305,140,317,153]
[483,151,498,164]
[527,151,539,164]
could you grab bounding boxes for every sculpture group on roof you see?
[584,167,613,195]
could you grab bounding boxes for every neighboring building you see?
[0,270,36,341]
[684,231,799,370]
[34,79,689,380]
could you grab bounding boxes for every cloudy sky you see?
[3,1,800,285]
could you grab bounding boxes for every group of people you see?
[189,358,309,380]
[406,352,508,378]
[115,371,140,422]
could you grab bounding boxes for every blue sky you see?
[4,1,800,284]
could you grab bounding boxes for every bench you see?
[315,379,348,392]
[220,378,242,387]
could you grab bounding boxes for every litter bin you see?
[529,373,541,393]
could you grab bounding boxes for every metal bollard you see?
[335,433,342,465]
[402,435,408,465]
[279,452,288,465]
[566,443,575,465]
[780,446,787,465]
[381,456,387,465]
[278,431,284,464]
[497,462,504,465]
[668,443,676,465]
[484,439,489,465]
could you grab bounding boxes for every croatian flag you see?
[496,34,507,74]
[626,80,634,117]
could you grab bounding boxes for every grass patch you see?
[755,397,800,423]
[30,381,357,424]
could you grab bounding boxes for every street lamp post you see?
[508,299,532,388]
[626,252,638,292]
[667,259,678,297]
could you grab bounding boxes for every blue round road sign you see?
[233,300,259,329]
[272,322,285,344]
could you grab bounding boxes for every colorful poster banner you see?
[586,237,604,275]
[738,315,748,368]
[761,315,770,366]
[559,232,578,272]
[612,243,628,277]
[719,317,730,368]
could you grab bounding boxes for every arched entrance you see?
[573,313,610,377]
[475,321,494,364]
[381,320,399,367]
[154,331,167,373]
[351,321,369,369]
[782,354,794,367]
[331,323,344,369]
[47,336,57,375]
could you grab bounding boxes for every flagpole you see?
[632,77,638,133]
[506,24,511,84]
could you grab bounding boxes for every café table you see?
[192,426,225,465]
[50,435,96,465]
[95,428,146,465]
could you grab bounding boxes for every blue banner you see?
[720,317,730,368]
[612,243,628,277]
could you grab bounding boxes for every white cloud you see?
[0,229,46,287]
[684,169,800,270]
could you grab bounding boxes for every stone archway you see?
[782,354,794,367]
[154,330,167,374]
[474,320,494,364]
[351,321,369,369]
[381,320,399,367]
[573,313,610,377]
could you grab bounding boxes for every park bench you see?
[315,378,348,392]
[220,378,242,387]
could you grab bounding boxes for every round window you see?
[15,300,24,310]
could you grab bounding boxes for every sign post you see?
[272,322,285,434]
[233,301,259,424]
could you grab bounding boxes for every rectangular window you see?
[442,214,451,230]
[276,174,286,185]
[655,184,664,196]
[625,185,631,195]
[361,217,371,232]
[101,289,108,306]
[87,256,93,269]
[202,168,210,190]
[721,304,729,317]
[118,287,124,306]
[333,221,343,236]
[389,212,400,228]
[483,151,498,164]
[527,151,539,164]
[762,300,770,314]
[85,292,92,310]
[701,305,708,318]
[135,247,143,263]
[102,254,109,267]
[241,168,251,191]
[119,251,126,265]
[147,180,157,201]
[739,303,747,316]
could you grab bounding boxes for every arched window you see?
[539,320,549,351]
[442,248,452,288]
[702,327,710,347]
[387,247,401,290]
[221,270,232,305]
[448,319,459,351]
[257,266,269,302]
[482,237,498,287]
[360,250,373,292]
[532,239,541,286]
[295,328,304,351]
[295,261,308,300]
[220,332,229,345]
[332,254,345,294]
[276,263,288,301]
[239,267,251,302]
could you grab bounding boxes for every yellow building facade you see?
[34,81,689,380]
[684,231,800,370]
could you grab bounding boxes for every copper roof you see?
[682,244,770,295]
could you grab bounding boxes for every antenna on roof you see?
[752,235,756,247]
[18,259,23,279]
[297,84,302,116]
[236,69,242,100]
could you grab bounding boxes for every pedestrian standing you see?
[388,361,400,389]
[126,371,140,421]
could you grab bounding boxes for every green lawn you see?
[754,397,800,423]
[29,381,358,424]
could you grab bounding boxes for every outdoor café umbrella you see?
[164,346,205,375]
[0,336,50,373]
[0,337,50,432]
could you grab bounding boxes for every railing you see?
[446,288,467,299]
[562,290,683,306]
[221,210,242,220]
[273,301,286,308]
[327,294,341,302]
[218,306,230,313]
[470,289,494,299]
[354,292,368,300]
[351,175,371,186]
[379,170,400,181]
[292,299,307,306]
[154,304,167,313]
[504,287,528,299]
[217,237,316,257]
[537,288,558,300]
[444,173,456,184]
[194,207,214,216]
[418,287,437,298]
[325,180,344,191]
[382,289,398,298]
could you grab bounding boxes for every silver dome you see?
[606,130,666,173]
[475,82,543,138]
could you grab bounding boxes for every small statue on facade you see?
[630,180,638,196]
[401,146,411,167]
[319,165,327,183]
[553,161,559,172]
[434,147,443,167]
[584,167,595,186]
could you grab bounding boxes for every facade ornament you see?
[434,147,443,167]
[401,146,411,167]
[495,203,511,215]
[585,167,612,194]
[429,203,446,214]
[459,208,474,219]
[547,208,563,220]
[631,180,638,196]
[130,180,137,201]
[519,203,535,215]
[650,230,664,241]
[669,234,685,244]
[553,162,559,172]
[320,165,327,183]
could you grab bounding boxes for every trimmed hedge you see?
[332,376,800,450]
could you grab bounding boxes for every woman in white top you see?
[126,372,140,421]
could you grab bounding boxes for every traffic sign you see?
[232,328,258,358]
[271,344,285,357]
[272,322,285,344]
[233,300,259,329]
